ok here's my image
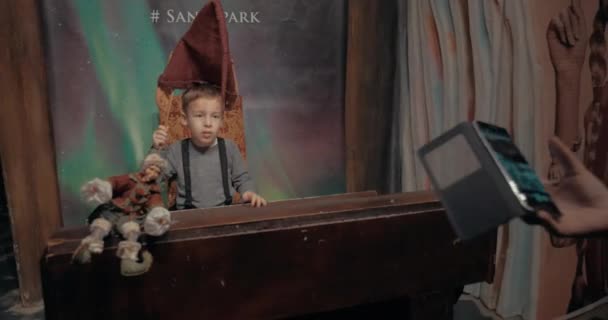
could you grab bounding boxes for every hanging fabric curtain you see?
[395,0,542,318]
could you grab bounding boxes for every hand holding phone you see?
[418,121,560,240]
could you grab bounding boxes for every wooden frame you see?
[0,0,62,305]
[345,0,398,193]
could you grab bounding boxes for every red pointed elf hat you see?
[158,0,240,110]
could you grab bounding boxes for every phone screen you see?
[475,121,557,213]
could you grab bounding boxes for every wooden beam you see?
[345,0,398,193]
[0,0,62,305]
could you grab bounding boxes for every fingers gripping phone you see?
[417,121,559,240]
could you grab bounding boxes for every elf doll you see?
[72,153,171,276]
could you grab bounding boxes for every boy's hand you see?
[242,191,268,208]
[152,125,169,149]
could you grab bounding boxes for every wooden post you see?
[0,0,62,305]
[345,0,398,193]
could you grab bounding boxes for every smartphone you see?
[417,121,559,240]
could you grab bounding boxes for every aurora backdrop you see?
[41,0,346,226]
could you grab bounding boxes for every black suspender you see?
[180,138,232,210]
[218,138,233,205]
[181,139,195,209]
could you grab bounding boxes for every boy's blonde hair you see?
[181,83,224,114]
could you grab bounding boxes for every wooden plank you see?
[42,192,494,320]
[345,0,398,193]
[47,191,436,254]
[48,190,380,239]
[0,0,62,305]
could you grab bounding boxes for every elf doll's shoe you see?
[116,240,141,261]
[121,250,153,277]
[71,236,104,264]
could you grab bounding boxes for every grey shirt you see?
[152,139,256,209]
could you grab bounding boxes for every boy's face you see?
[182,96,224,147]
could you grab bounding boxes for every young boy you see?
[151,83,267,209]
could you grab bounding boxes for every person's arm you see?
[228,141,267,207]
[148,125,178,179]
[538,137,608,236]
[229,142,255,194]
[554,73,583,146]
[547,0,586,147]
[540,195,608,236]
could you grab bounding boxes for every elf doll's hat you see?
[158,0,241,110]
